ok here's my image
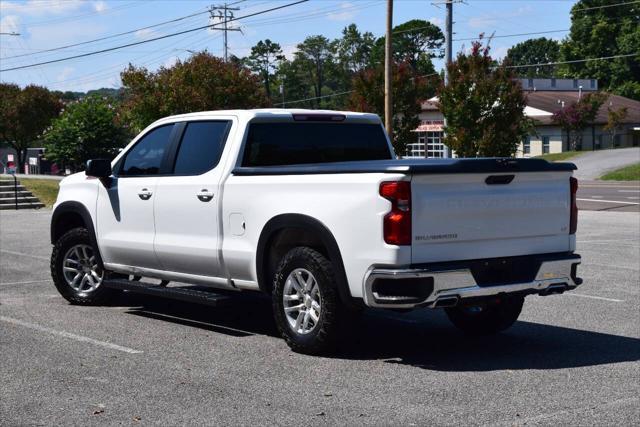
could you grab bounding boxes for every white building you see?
[407,78,640,159]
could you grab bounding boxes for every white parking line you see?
[584,262,640,271]
[577,238,639,243]
[566,293,624,303]
[0,316,143,354]
[0,249,49,261]
[0,279,50,287]
[576,198,639,205]
[618,189,640,193]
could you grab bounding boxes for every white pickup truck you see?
[50,109,582,354]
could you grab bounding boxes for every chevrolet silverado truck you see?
[50,109,582,354]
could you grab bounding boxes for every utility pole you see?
[384,0,393,142]
[210,3,241,62]
[434,0,456,158]
[444,0,452,85]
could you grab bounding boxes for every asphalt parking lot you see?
[1,209,638,425]
[578,180,640,213]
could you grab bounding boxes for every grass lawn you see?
[20,178,60,207]
[535,151,582,162]
[600,163,640,181]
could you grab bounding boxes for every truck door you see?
[153,119,233,279]
[96,124,175,270]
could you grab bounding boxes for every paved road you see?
[578,180,640,213]
[570,147,640,180]
[1,210,638,425]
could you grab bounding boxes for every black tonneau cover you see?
[232,158,577,176]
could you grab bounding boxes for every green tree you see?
[245,39,284,101]
[551,92,607,150]
[559,0,640,96]
[43,95,128,171]
[372,19,444,75]
[349,61,434,155]
[274,58,314,108]
[437,40,532,158]
[613,81,640,101]
[603,105,628,148]
[120,51,268,132]
[336,24,376,74]
[294,35,337,108]
[0,83,62,171]
[505,37,560,77]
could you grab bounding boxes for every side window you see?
[120,124,173,176]
[542,136,550,154]
[173,121,230,175]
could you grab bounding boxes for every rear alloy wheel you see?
[445,296,524,335]
[282,268,322,335]
[51,227,117,305]
[273,247,341,355]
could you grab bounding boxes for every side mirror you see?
[85,159,112,178]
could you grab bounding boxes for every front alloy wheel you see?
[62,244,103,294]
[51,227,116,305]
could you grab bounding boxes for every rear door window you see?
[120,124,173,176]
[173,121,230,175]
[242,122,392,167]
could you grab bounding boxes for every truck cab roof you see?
[150,109,382,127]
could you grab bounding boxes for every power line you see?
[0,0,309,73]
[275,72,440,107]
[275,52,639,107]
[2,7,211,60]
[573,1,640,12]
[23,1,145,28]
[453,29,569,42]
[48,32,222,89]
[238,1,379,27]
[503,53,639,69]
[1,14,209,66]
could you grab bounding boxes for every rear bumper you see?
[363,252,582,309]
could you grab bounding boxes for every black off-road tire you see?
[272,247,342,355]
[445,296,524,336]
[51,227,117,305]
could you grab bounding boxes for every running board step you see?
[103,279,231,307]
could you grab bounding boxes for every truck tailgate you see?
[411,171,572,263]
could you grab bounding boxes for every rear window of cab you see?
[242,122,392,167]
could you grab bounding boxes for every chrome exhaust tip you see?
[433,296,459,308]
[539,283,568,296]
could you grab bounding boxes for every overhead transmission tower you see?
[210,3,242,62]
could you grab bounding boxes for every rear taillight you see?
[570,177,578,234]
[380,181,411,245]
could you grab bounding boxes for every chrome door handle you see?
[197,189,214,202]
[138,188,152,200]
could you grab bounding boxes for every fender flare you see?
[51,201,104,269]
[256,214,355,307]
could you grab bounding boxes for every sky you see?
[0,0,576,93]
